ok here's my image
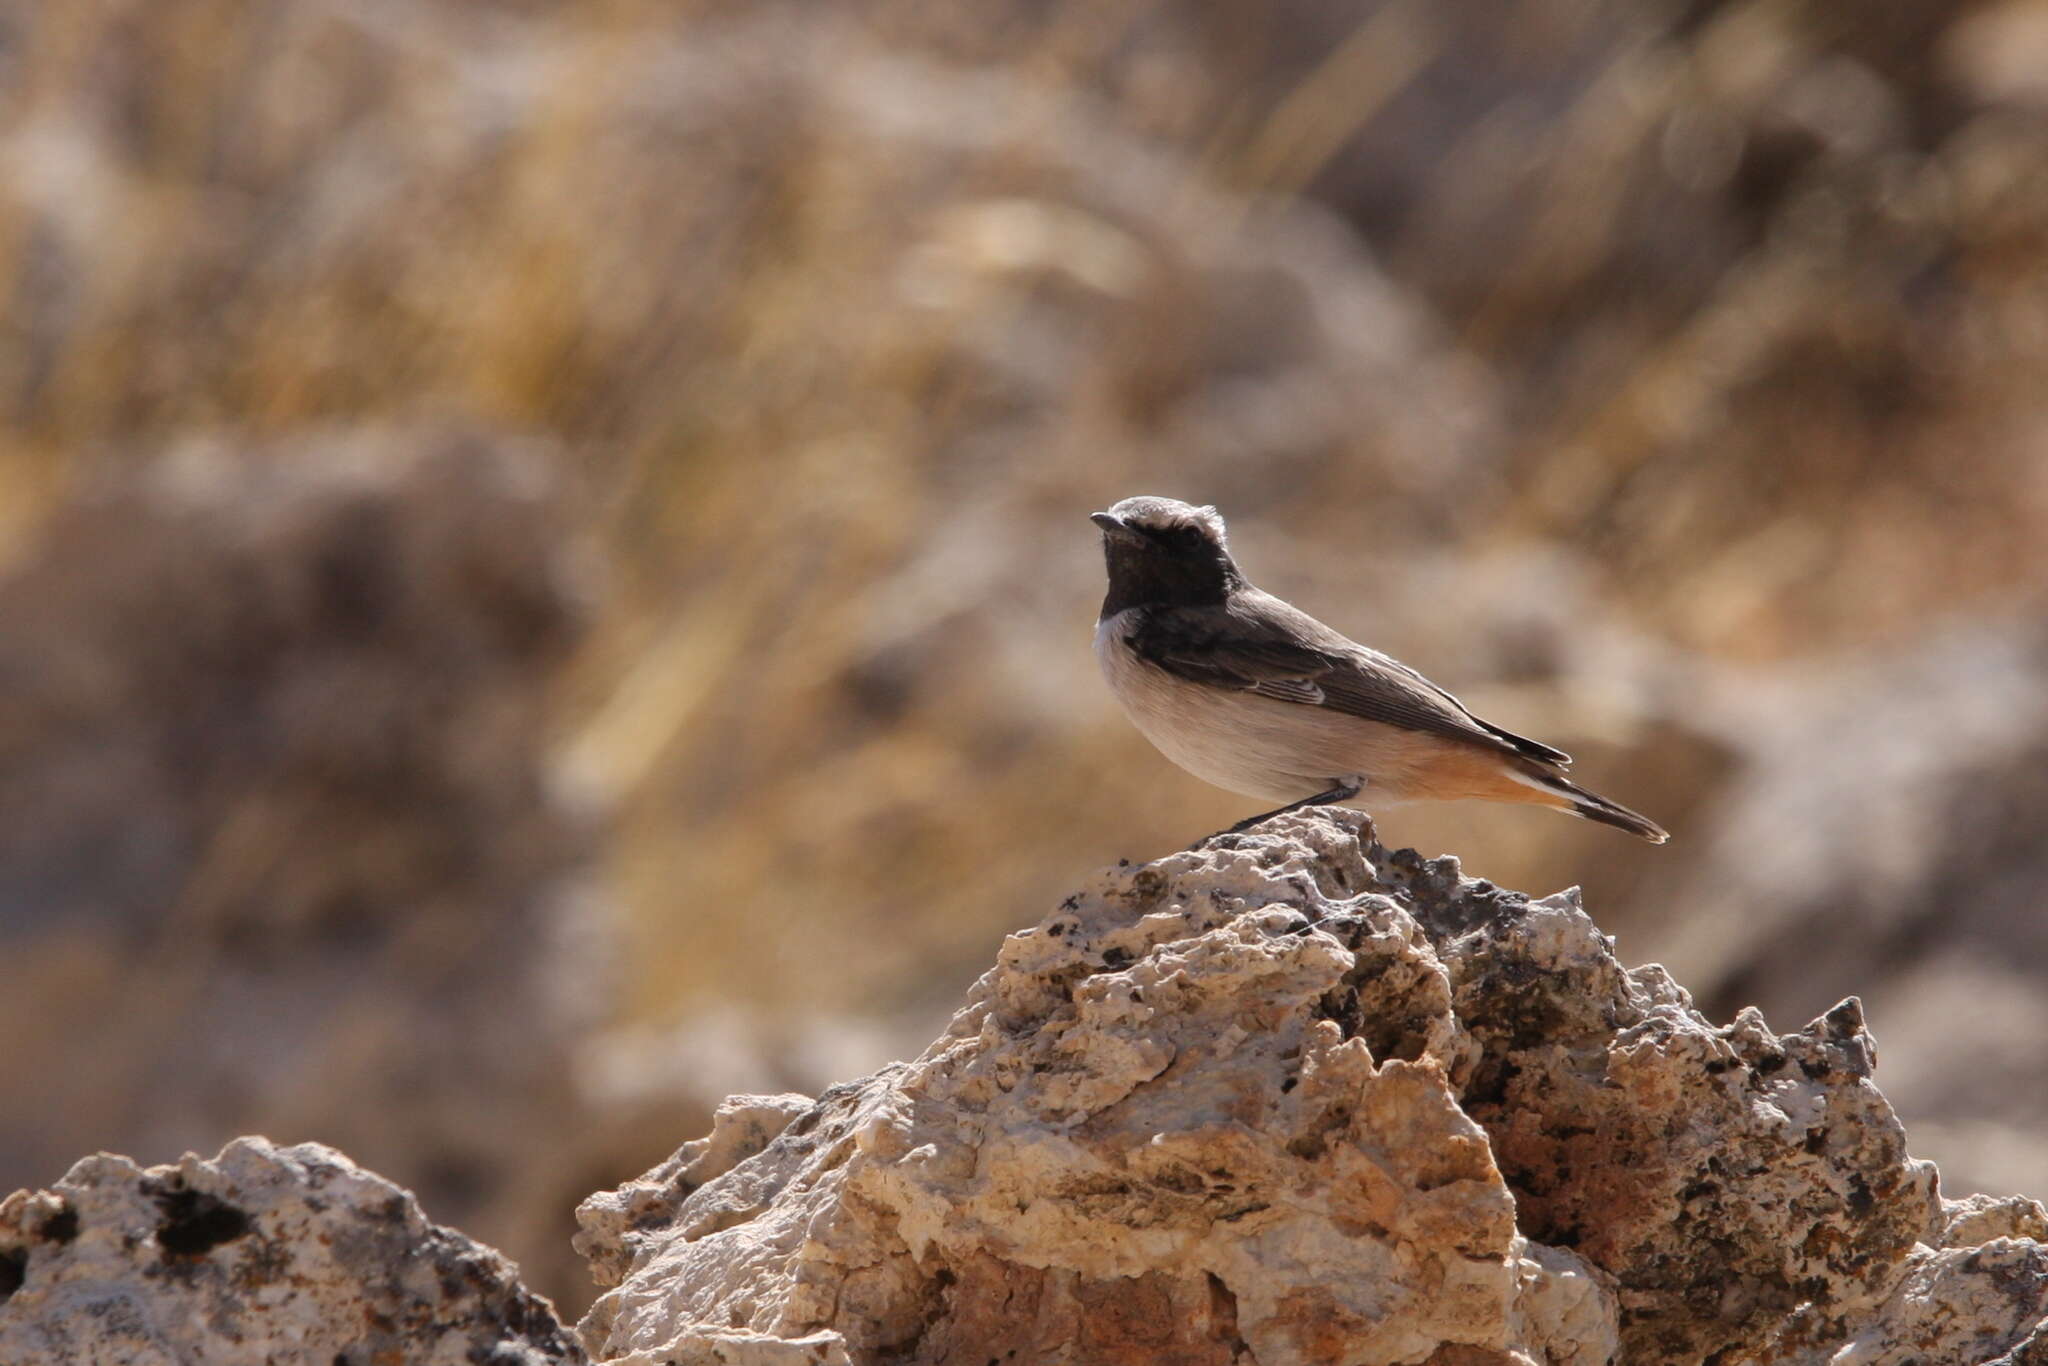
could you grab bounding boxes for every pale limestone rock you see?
[1939,1191,2048,1247]
[577,811,1619,1366]
[574,809,2048,1366]
[623,1328,853,1366]
[1768,1237,2048,1366]
[12,811,2048,1365]
[0,1137,582,1365]
[578,1093,818,1294]
[1758,1193,2048,1364]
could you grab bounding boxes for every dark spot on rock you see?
[1755,1053,1787,1075]
[1101,946,1133,970]
[0,1246,26,1301]
[1207,1271,1250,1353]
[1847,1178,1875,1217]
[1805,1128,1829,1155]
[153,1188,252,1257]
[1799,1058,1831,1081]
[1461,1055,1520,1110]
[1059,896,1080,912]
[1704,1059,1731,1076]
[1280,1076,1298,1094]
[35,1203,77,1244]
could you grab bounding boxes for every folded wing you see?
[1127,594,1573,768]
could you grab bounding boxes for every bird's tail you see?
[1514,763,1670,844]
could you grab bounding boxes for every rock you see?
[0,1136,583,1365]
[1937,1192,2048,1248]
[1404,879,1938,1360]
[575,809,2039,1365]
[8,811,2048,1364]
[577,809,1619,1366]
[578,1093,818,1292]
[1740,1190,2048,1365]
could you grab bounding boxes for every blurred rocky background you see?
[1,0,2045,1315]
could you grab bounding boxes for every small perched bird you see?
[1091,496,1668,842]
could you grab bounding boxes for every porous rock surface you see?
[575,810,2048,1366]
[0,1136,583,1365]
[10,813,2048,1365]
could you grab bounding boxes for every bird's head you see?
[1091,496,1242,614]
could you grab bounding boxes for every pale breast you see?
[1093,609,1422,805]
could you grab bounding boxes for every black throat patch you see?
[1100,534,1240,618]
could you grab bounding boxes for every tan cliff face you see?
[7,811,2047,1365]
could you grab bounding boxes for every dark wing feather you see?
[1127,594,1572,767]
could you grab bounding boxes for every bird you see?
[1090,495,1668,842]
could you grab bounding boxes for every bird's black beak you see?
[1091,511,1144,544]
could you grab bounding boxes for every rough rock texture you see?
[0,1136,583,1365]
[575,809,2048,1365]
[1749,1189,2048,1366]
[8,814,2048,1364]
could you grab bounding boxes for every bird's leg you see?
[1226,778,1363,833]
[1190,779,1363,848]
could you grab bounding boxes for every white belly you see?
[1093,610,1375,805]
